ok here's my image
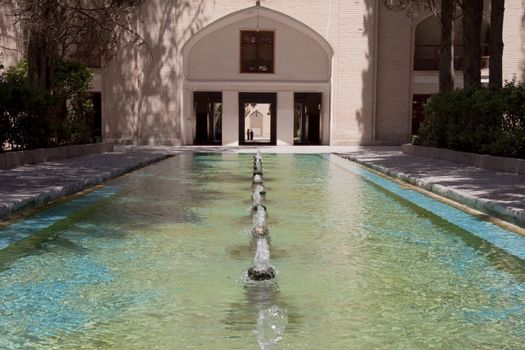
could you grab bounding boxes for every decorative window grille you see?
[240,30,274,73]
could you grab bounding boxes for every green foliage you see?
[416,82,525,158]
[0,60,51,151]
[497,81,525,157]
[0,59,94,152]
[51,60,94,144]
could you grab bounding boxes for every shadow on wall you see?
[356,0,375,145]
[0,2,23,68]
[522,1,525,82]
[320,0,376,145]
[335,0,378,144]
[105,0,209,145]
[330,0,376,145]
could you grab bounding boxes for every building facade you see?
[1,0,524,146]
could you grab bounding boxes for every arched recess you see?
[410,10,490,136]
[413,13,490,71]
[180,6,334,146]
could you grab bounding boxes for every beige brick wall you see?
[0,2,23,70]
[502,0,525,83]
[328,0,377,145]
[102,0,378,145]
[375,4,412,143]
[103,2,183,145]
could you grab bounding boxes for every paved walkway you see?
[340,148,525,229]
[0,146,175,220]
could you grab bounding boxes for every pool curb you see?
[341,154,525,230]
[0,153,172,221]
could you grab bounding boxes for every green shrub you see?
[0,61,52,151]
[51,60,94,144]
[415,91,453,148]
[417,82,525,158]
[0,59,94,151]
[499,81,525,157]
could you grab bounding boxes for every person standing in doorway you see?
[249,129,254,141]
[247,128,251,141]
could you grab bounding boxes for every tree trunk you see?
[489,0,504,90]
[462,0,484,89]
[27,0,56,91]
[439,0,455,92]
[27,32,49,90]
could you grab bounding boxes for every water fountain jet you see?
[252,184,266,208]
[253,159,263,176]
[252,205,269,236]
[252,184,266,199]
[254,151,262,163]
[252,190,263,208]
[253,174,263,185]
[247,238,275,281]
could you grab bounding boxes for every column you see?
[222,91,239,146]
[322,90,331,145]
[276,91,294,146]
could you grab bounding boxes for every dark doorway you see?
[194,92,222,145]
[239,93,277,145]
[294,93,322,145]
[87,92,102,143]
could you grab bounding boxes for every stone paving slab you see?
[339,148,525,229]
[0,147,174,221]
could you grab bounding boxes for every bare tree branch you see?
[0,44,23,53]
[6,0,144,61]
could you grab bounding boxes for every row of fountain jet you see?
[245,152,288,350]
[247,151,276,281]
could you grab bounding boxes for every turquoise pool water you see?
[0,153,524,349]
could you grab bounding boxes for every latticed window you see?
[240,31,274,73]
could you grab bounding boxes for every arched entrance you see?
[180,5,333,146]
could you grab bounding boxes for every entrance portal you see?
[239,93,277,145]
[294,93,322,145]
[194,92,222,145]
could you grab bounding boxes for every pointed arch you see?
[181,6,333,80]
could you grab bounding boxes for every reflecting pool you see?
[0,153,524,349]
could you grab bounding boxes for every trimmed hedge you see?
[415,82,525,159]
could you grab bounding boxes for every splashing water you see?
[252,206,268,236]
[254,151,262,163]
[253,174,263,184]
[254,160,263,174]
[248,152,273,281]
[256,305,288,350]
[253,184,265,196]
[247,238,275,280]
[252,190,262,208]
[254,238,270,268]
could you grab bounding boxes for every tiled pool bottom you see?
[0,153,524,349]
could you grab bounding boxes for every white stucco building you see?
[1,0,524,146]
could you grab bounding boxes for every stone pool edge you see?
[338,154,525,230]
[0,153,173,221]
